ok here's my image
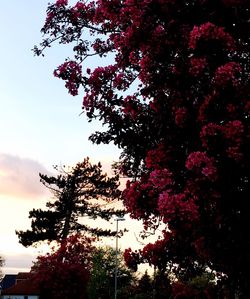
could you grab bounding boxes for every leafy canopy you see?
[32,233,94,299]
[17,157,124,246]
[88,246,134,299]
[36,0,250,297]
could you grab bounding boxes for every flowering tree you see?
[32,234,94,299]
[36,0,250,296]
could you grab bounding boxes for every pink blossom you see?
[158,191,200,224]
[122,96,141,120]
[186,151,218,181]
[174,107,188,127]
[139,237,170,267]
[149,169,173,190]
[226,146,243,160]
[189,57,208,76]
[45,12,55,25]
[56,0,68,7]
[200,123,222,148]
[189,22,236,51]
[74,1,86,10]
[139,55,153,83]
[214,62,242,87]
[223,120,244,160]
[122,180,155,219]
[224,120,244,141]
[54,61,82,96]
[198,94,215,123]
[145,144,170,169]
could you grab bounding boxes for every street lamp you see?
[114,217,125,299]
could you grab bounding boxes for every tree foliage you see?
[171,270,217,299]
[88,246,134,299]
[133,271,153,299]
[0,255,4,280]
[36,0,250,296]
[17,157,124,246]
[31,234,94,299]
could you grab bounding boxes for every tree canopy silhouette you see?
[17,157,124,246]
[32,234,94,299]
[35,0,250,297]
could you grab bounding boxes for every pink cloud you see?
[2,252,36,274]
[0,153,50,199]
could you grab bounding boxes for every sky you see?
[0,0,151,275]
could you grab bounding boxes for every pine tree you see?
[17,157,124,246]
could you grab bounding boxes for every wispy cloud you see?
[0,153,49,199]
[2,253,36,274]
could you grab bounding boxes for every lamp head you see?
[115,217,125,221]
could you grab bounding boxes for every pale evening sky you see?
[0,1,152,275]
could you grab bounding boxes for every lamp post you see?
[114,217,125,299]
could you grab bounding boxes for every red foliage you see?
[56,0,68,7]
[32,234,94,299]
[189,57,208,77]
[158,191,200,225]
[185,151,218,181]
[54,61,82,96]
[37,0,250,296]
[171,282,202,299]
[189,22,236,51]
[124,248,140,271]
